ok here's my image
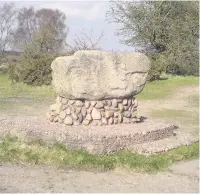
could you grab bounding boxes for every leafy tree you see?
[10,7,68,85]
[107,1,199,79]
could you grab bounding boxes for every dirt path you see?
[138,85,199,135]
[139,85,199,113]
[0,161,199,193]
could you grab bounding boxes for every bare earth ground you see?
[0,85,199,193]
[139,85,199,135]
[0,160,199,193]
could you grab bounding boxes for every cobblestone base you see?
[46,96,139,126]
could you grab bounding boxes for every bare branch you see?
[0,3,17,61]
[68,29,104,53]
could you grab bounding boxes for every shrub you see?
[7,61,20,82]
[147,50,199,81]
[8,45,57,86]
[147,53,167,81]
[166,51,199,76]
[0,54,20,75]
[0,63,9,74]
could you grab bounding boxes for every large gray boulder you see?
[51,50,150,100]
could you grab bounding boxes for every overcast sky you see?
[1,0,135,51]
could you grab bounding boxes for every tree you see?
[107,1,199,78]
[13,7,36,49]
[14,7,68,52]
[9,7,68,85]
[35,8,68,52]
[0,3,16,62]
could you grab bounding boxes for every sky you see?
[0,0,135,51]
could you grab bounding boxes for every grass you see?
[0,135,199,172]
[151,109,190,118]
[0,74,56,99]
[137,74,199,100]
[151,108,199,125]
[0,73,198,100]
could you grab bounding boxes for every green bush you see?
[166,51,199,76]
[147,53,167,81]
[0,55,20,75]
[148,51,199,81]
[8,45,57,86]
[0,63,9,74]
[7,61,20,82]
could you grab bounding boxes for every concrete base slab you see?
[0,115,198,155]
[130,131,199,155]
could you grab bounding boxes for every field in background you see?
[0,73,198,100]
[0,74,55,99]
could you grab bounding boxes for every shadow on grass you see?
[157,77,168,81]
[150,77,169,81]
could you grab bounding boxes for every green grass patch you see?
[151,108,198,125]
[151,109,190,118]
[138,74,199,100]
[0,135,198,172]
[0,74,55,99]
[0,73,198,100]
